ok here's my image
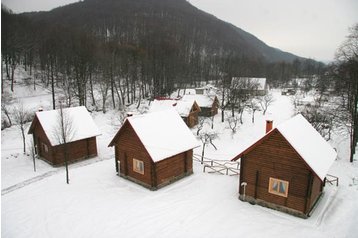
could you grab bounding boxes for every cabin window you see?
[133,158,144,175]
[268,177,289,197]
[42,143,48,153]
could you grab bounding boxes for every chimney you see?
[38,107,43,112]
[266,119,273,133]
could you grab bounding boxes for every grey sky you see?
[3,0,358,61]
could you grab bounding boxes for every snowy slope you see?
[2,69,358,238]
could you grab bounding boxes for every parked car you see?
[281,88,296,95]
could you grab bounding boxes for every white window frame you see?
[42,143,49,153]
[133,158,144,175]
[268,177,289,197]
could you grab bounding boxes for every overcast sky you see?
[3,0,358,62]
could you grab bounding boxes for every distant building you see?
[108,109,200,190]
[195,84,218,95]
[231,77,267,96]
[181,94,219,117]
[149,98,201,128]
[28,106,101,166]
[232,114,336,218]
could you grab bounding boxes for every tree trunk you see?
[89,72,96,107]
[111,75,116,109]
[51,67,56,110]
[221,108,225,123]
[201,143,206,164]
[10,64,15,92]
[21,125,26,154]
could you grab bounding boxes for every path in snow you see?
[1,155,113,195]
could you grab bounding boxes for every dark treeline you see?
[2,0,324,110]
[331,24,358,162]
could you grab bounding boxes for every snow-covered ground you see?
[2,70,358,238]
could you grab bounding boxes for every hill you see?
[22,0,301,63]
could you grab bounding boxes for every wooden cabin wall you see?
[114,123,153,187]
[308,175,323,213]
[32,123,56,164]
[199,107,213,117]
[53,137,98,165]
[186,111,199,128]
[156,150,193,187]
[240,130,313,214]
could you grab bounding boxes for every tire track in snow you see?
[1,156,113,195]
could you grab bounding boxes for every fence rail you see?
[325,174,339,186]
[193,154,240,176]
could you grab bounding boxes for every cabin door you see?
[37,137,42,157]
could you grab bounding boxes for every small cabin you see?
[108,109,200,190]
[231,77,267,96]
[232,114,336,218]
[181,94,219,117]
[149,99,201,128]
[195,84,218,95]
[28,106,101,166]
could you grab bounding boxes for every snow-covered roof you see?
[181,94,217,108]
[29,106,101,146]
[195,84,218,96]
[122,109,200,162]
[276,114,336,181]
[233,114,336,181]
[149,99,196,117]
[231,77,267,90]
[196,84,217,90]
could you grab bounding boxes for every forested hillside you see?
[2,0,324,108]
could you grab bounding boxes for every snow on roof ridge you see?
[149,99,194,117]
[181,94,215,107]
[277,114,337,181]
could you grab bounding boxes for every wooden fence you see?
[325,174,339,186]
[193,154,240,176]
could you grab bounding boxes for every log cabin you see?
[149,99,201,128]
[231,77,267,96]
[108,109,200,190]
[232,114,336,218]
[181,94,219,117]
[28,106,101,166]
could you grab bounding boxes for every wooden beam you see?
[254,170,259,199]
[304,172,313,214]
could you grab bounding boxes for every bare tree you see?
[98,75,110,113]
[196,117,208,136]
[290,93,303,109]
[198,131,218,164]
[27,137,37,172]
[247,99,261,123]
[301,105,333,140]
[1,104,12,129]
[334,24,358,162]
[227,114,240,133]
[259,93,275,115]
[13,102,31,153]
[229,78,259,123]
[53,103,75,184]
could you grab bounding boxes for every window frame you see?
[42,143,49,153]
[268,177,289,197]
[133,158,144,175]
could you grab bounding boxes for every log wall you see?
[239,130,323,215]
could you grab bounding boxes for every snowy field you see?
[2,69,358,238]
